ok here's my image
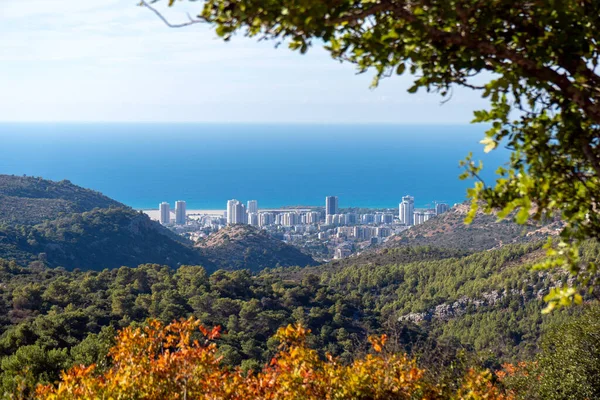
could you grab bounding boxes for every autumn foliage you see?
[36,318,512,400]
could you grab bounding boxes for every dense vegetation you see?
[0,175,123,226]
[35,319,507,400]
[0,208,210,270]
[0,176,598,398]
[0,176,313,273]
[196,224,317,272]
[1,237,593,396]
[36,305,600,399]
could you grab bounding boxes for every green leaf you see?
[480,137,497,153]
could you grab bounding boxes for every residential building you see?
[424,210,436,222]
[345,213,357,225]
[399,195,415,226]
[436,203,450,215]
[247,200,258,214]
[281,212,300,227]
[382,213,394,224]
[325,196,339,216]
[307,211,320,224]
[414,210,425,225]
[226,199,246,224]
[376,227,392,237]
[325,214,335,225]
[334,214,346,225]
[159,202,170,225]
[175,200,186,225]
[259,212,275,227]
[361,214,375,224]
[226,200,237,225]
[248,212,259,226]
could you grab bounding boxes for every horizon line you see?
[0,121,480,126]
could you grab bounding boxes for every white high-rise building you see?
[306,212,320,224]
[259,212,275,227]
[414,211,425,225]
[248,212,259,226]
[345,213,357,225]
[175,200,186,225]
[226,199,247,224]
[247,200,258,214]
[226,200,237,225]
[399,195,415,226]
[159,202,170,225]
[383,213,394,224]
[281,212,300,227]
[235,203,247,224]
[325,196,339,216]
[361,214,375,224]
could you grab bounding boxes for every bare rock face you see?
[397,282,564,324]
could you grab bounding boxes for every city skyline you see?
[156,194,449,229]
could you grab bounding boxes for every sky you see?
[0,0,489,123]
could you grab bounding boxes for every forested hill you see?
[0,175,124,225]
[1,240,596,393]
[196,224,317,272]
[0,176,316,272]
[0,208,212,271]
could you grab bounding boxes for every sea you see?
[0,123,507,210]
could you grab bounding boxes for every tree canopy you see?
[147,0,600,309]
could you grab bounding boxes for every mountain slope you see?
[0,175,124,225]
[263,207,588,361]
[196,224,317,272]
[0,207,212,270]
[386,203,562,251]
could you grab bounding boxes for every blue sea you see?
[0,123,507,210]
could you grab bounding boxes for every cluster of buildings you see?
[398,195,449,226]
[220,196,416,230]
[154,195,450,261]
[158,196,450,230]
[159,200,186,225]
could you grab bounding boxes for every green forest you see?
[1,239,597,397]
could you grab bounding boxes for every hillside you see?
[0,240,594,392]
[0,207,212,271]
[0,175,124,225]
[196,224,318,272]
[0,175,212,270]
[386,204,562,251]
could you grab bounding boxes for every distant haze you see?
[0,123,505,209]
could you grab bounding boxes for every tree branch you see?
[140,0,204,28]
[328,0,600,124]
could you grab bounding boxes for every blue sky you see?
[0,0,489,123]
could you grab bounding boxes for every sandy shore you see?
[141,208,317,221]
[142,209,226,221]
